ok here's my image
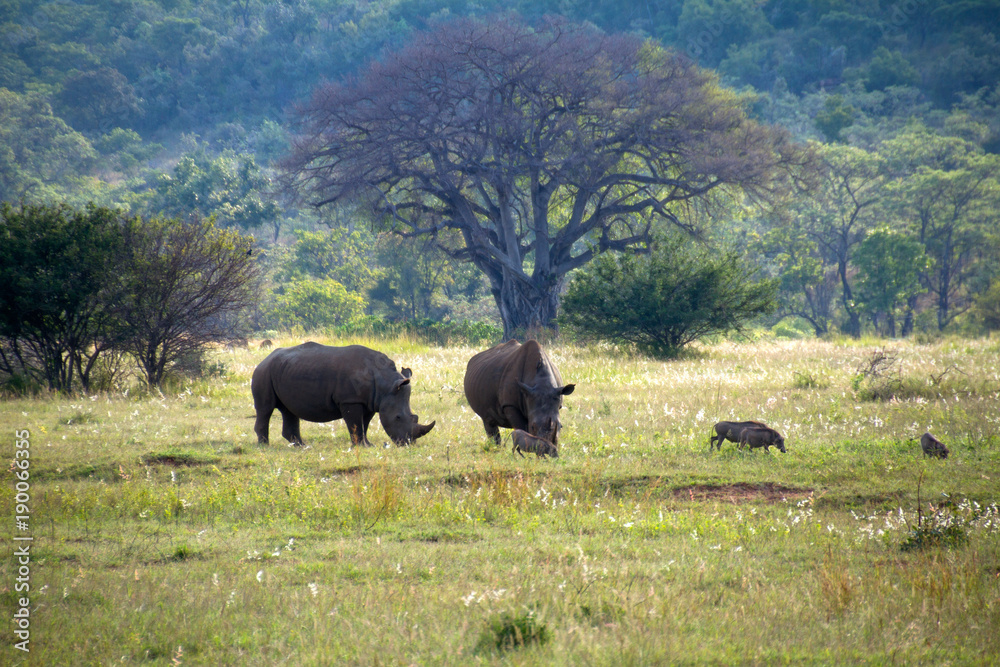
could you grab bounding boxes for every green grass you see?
[2,335,1000,665]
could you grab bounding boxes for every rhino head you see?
[379,368,436,445]
[517,379,575,446]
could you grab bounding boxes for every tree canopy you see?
[0,203,260,392]
[283,15,810,338]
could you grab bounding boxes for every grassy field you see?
[3,335,1000,665]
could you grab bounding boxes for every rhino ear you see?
[401,367,413,379]
[561,384,576,396]
[392,376,411,393]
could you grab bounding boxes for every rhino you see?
[920,432,949,459]
[511,429,559,459]
[738,426,786,453]
[464,340,575,447]
[251,342,435,447]
[710,420,769,451]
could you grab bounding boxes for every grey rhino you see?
[511,429,559,459]
[251,342,435,447]
[464,340,575,446]
[920,432,949,459]
[710,420,768,451]
[738,426,786,453]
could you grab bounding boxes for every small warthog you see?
[920,432,949,459]
[738,426,786,453]
[710,420,768,451]
[511,429,558,459]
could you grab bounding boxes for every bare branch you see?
[281,15,811,337]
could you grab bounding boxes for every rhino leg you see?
[482,418,502,446]
[502,406,529,431]
[252,388,275,444]
[254,408,273,444]
[342,403,372,447]
[278,407,304,445]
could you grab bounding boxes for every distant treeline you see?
[1,1,998,342]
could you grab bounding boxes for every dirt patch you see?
[673,482,812,503]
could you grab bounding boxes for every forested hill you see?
[3,0,998,159]
[2,0,999,341]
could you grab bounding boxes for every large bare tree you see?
[283,15,808,338]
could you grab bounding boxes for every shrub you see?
[793,371,829,390]
[560,233,777,358]
[901,474,970,552]
[0,202,127,391]
[476,610,550,654]
[265,278,366,331]
[900,523,968,552]
[851,347,903,400]
[116,216,260,387]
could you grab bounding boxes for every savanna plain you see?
[3,336,1000,665]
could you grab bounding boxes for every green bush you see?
[265,279,366,331]
[476,610,550,654]
[560,234,777,358]
[900,523,968,552]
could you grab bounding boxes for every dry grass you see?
[2,335,999,664]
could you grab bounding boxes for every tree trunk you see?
[491,270,563,341]
[901,295,917,337]
[936,227,955,331]
[837,257,861,338]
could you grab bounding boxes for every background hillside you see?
[2,0,999,338]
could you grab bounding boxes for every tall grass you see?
[2,336,998,664]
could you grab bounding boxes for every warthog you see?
[259,339,273,350]
[920,432,949,459]
[511,429,558,459]
[710,420,768,451]
[738,426,786,453]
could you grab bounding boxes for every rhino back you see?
[464,341,520,419]
[465,340,563,421]
[265,343,396,419]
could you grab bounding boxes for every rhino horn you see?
[517,379,537,395]
[411,420,435,440]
